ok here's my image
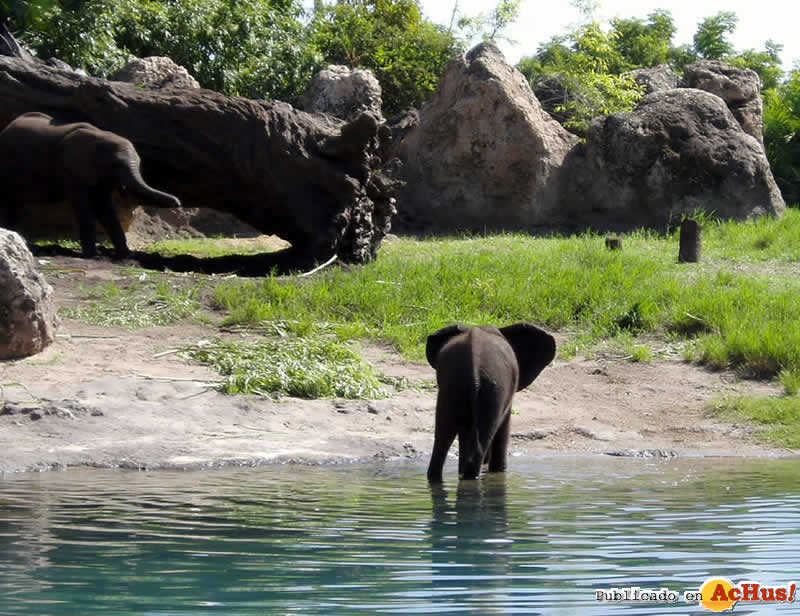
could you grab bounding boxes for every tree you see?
[609,10,675,68]
[693,11,737,59]
[517,21,643,136]
[456,0,521,45]
[763,70,800,204]
[310,0,460,114]
[19,0,320,102]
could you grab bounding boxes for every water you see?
[1,457,800,615]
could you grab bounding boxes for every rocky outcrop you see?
[300,65,383,122]
[629,65,679,94]
[110,56,200,90]
[562,89,785,229]
[681,60,763,144]
[0,229,58,359]
[395,43,579,233]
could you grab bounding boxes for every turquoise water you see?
[1,457,800,615]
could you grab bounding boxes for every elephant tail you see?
[461,346,485,480]
[116,149,181,209]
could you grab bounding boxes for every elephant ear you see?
[499,323,556,391]
[426,324,469,369]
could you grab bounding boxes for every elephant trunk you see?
[117,154,181,209]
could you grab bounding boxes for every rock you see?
[44,57,86,76]
[532,76,572,124]
[110,56,200,90]
[0,229,58,359]
[563,88,785,229]
[680,60,763,144]
[377,108,419,163]
[300,65,383,122]
[395,42,579,233]
[605,449,678,458]
[628,64,679,94]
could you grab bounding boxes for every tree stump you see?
[678,219,701,263]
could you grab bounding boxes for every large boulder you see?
[299,65,383,122]
[562,89,785,229]
[0,229,58,359]
[629,65,679,94]
[394,43,579,233]
[680,60,763,144]
[110,56,200,90]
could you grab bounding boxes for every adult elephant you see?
[426,323,556,483]
[0,112,181,258]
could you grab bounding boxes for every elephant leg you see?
[458,428,483,480]
[427,423,456,483]
[487,412,511,473]
[71,194,98,258]
[91,190,130,258]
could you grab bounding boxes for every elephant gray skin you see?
[426,323,556,482]
[0,112,181,258]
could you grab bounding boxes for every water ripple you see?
[1,458,800,614]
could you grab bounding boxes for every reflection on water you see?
[1,457,800,615]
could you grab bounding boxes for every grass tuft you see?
[182,337,394,399]
[61,278,203,328]
[710,395,800,449]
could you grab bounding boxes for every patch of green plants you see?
[701,209,800,262]
[182,337,395,399]
[32,238,85,252]
[710,395,800,449]
[143,236,286,258]
[211,215,800,386]
[62,278,203,328]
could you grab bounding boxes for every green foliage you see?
[183,337,392,399]
[608,10,675,68]
[552,70,643,135]
[728,41,784,91]
[1,0,59,31]
[310,0,459,114]
[693,11,738,60]
[23,0,319,101]
[763,70,800,205]
[456,0,521,45]
[518,20,644,136]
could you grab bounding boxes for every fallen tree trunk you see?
[0,55,398,266]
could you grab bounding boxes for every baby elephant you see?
[426,323,556,482]
[0,112,181,258]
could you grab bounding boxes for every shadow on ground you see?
[30,244,316,276]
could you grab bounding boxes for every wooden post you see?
[605,236,622,251]
[678,219,701,263]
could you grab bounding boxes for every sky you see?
[418,0,800,73]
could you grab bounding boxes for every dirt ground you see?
[0,254,791,474]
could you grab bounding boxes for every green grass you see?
[214,214,800,382]
[144,236,288,258]
[61,277,205,328]
[710,395,800,449]
[181,337,397,399]
[702,211,800,262]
